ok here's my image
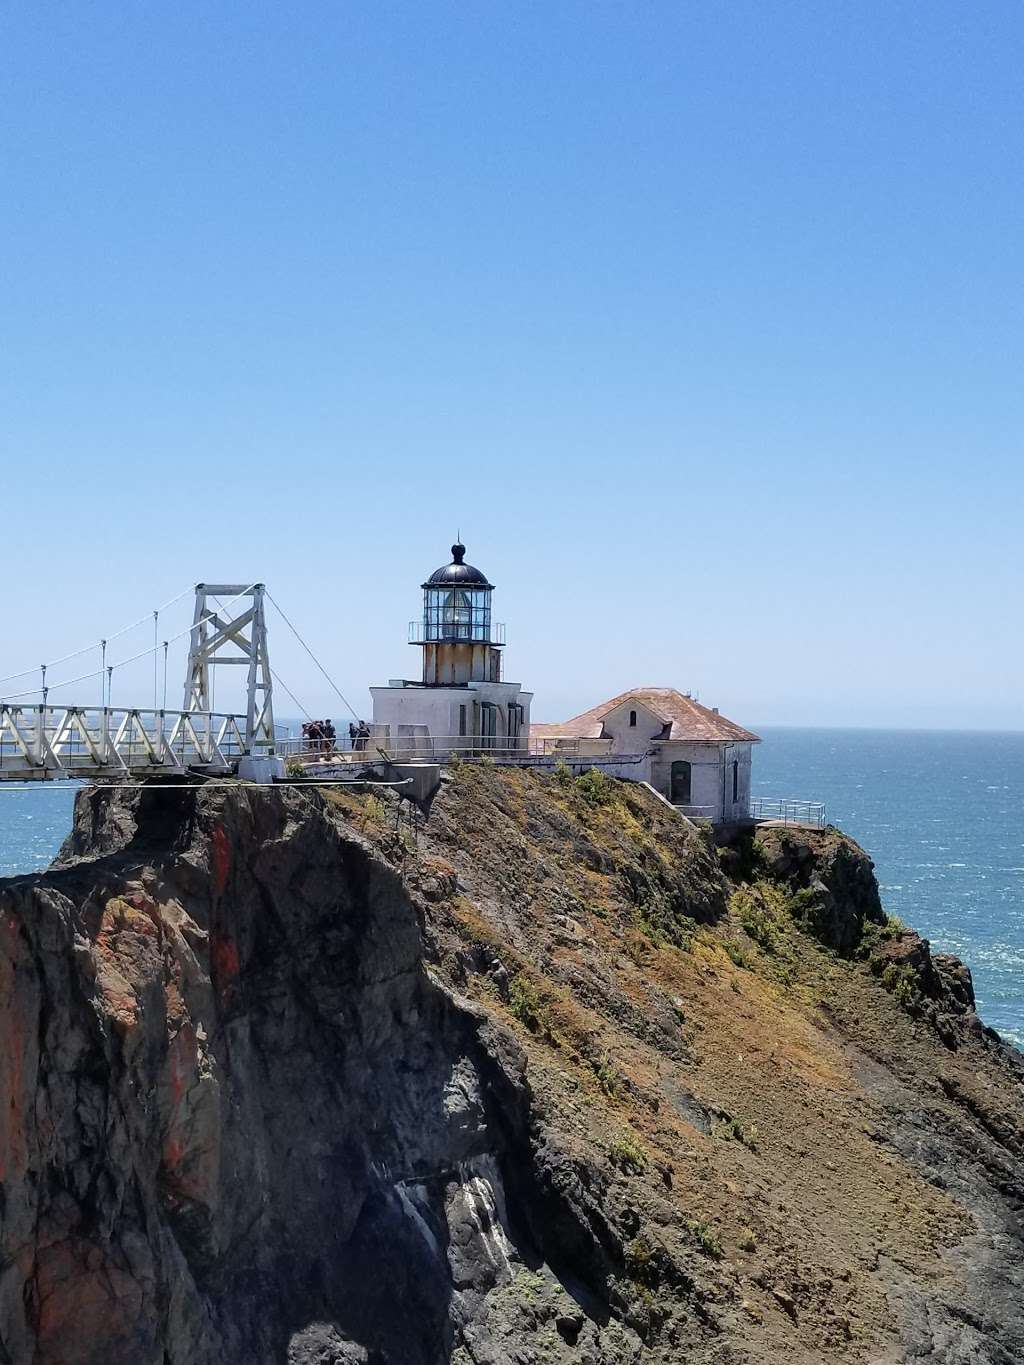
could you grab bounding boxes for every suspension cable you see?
[0,586,193,689]
[271,669,312,722]
[265,592,361,722]
[206,592,312,729]
[1,584,259,703]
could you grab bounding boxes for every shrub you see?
[575,766,615,808]
[285,758,305,778]
[724,939,750,969]
[694,818,716,848]
[593,1054,622,1096]
[787,885,829,936]
[732,883,787,953]
[508,974,546,1032]
[893,973,915,1006]
[363,795,386,826]
[857,911,904,958]
[624,1235,660,1287]
[686,1218,724,1259]
[738,1227,757,1253]
[553,757,572,788]
[635,901,667,948]
[880,962,917,1006]
[713,1116,759,1149]
[635,891,698,949]
[609,1136,648,1173]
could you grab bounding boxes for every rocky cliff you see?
[1,767,1022,1364]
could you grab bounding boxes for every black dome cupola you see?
[423,543,493,589]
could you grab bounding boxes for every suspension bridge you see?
[0,583,341,784]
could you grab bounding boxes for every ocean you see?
[753,728,1024,1048]
[1,727,1021,1046]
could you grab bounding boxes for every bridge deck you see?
[0,703,255,781]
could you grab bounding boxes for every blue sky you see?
[1,3,1022,729]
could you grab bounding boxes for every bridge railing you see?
[278,732,602,761]
[0,703,258,779]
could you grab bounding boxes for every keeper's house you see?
[531,688,760,822]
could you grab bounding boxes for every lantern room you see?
[421,544,494,643]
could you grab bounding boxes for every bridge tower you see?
[183,584,275,753]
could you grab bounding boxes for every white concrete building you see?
[531,688,760,822]
[370,543,533,756]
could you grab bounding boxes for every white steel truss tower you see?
[183,583,275,752]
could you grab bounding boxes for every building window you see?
[480,702,497,748]
[732,759,739,803]
[423,587,492,642]
[459,704,467,737]
[670,760,692,805]
[629,710,637,727]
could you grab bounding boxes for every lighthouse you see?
[370,543,533,756]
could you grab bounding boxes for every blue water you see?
[0,785,79,878]
[754,728,1024,1048]
[1,729,1022,1045]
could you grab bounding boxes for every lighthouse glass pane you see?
[423,588,491,641]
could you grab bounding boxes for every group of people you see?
[301,718,336,753]
[300,718,372,753]
[349,720,372,751]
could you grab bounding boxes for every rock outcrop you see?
[1,769,1022,1364]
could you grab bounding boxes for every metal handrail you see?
[749,797,826,829]
[407,621,507,645]
[278,733,593,759]
[0,702,260,779]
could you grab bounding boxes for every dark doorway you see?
[670,760,692,805]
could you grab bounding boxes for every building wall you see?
[599,700,667,753]
[562,754,652,782]
[370,681,532,752]
[496,753,652,781]
[648,740,753,820]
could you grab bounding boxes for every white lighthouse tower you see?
[370,543,533,756]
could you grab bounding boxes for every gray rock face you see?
[751,824,886,953]
[0,786,636,1365]
[2,778,1023,1365]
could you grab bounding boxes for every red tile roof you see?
[532,688,760,744]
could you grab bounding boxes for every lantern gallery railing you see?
[749,797,827,829]
[0,704,258,780]
[407,621,507,645]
